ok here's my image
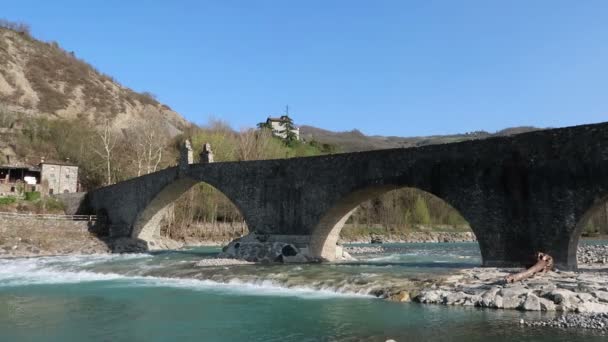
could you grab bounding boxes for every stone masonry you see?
[78,121,608,270]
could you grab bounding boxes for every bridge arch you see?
[132,177,250,248]
[309,184,478,261]
[570,194,608,267]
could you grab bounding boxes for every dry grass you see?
[1,26,168,118]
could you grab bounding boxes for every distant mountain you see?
[299,125,542,152]
[0,24,189,135]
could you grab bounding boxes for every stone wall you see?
[41,163,78,195]
[54,192,88,215]
[0,215,91,230]
[0,216,109,257]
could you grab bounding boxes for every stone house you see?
[40,162,79,195]
[0,160,79,197]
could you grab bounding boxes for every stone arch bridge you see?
[78,122,608,270]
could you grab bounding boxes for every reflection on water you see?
[0,242,606,341]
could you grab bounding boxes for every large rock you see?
[109,238,148,253]
[520,293,541,311]
[480,287,501,308]
[444,292,467,305]
[389,291,411,302]
[416,290,447,304]
[544,289,581,311]
[593,291,608,303]
[219,233,313,263]
[499,287,527,309]
[576,302,608,313]
[539,298,557,311]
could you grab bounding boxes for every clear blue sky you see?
[3,0,608,136]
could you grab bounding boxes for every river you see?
[0,242,606,341]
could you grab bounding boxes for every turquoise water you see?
[0,243,606,341]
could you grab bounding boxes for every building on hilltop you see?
[263,115,300,141]
[0,159,79,197]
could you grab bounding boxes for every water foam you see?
[0,255,372,300]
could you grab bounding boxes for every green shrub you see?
[44,197,65,212]
[0,196,17,205]
[24,191,41,201]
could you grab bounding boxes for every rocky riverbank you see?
[414,267,608,313]
[0,220,111,257]
[339,231,476,244]
[345,246,386,254]
[0,216,185,257]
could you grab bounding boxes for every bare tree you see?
[124,119,169,176]
[93,119,118,185]
[236,128,276,161]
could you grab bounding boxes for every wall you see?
[0,215,109,257]
[0,215,90,230]
[41,163,78,194]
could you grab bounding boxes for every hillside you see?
[0,25,189,136]
[300,125,541,152]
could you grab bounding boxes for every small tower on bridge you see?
[179,140,193,171]
[199,143,214,163]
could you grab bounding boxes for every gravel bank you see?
[524,313,608,331]
[578,244,608,265]
[340,231,476,244]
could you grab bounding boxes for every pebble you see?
[577,245,608,265]
[525,313,608,331]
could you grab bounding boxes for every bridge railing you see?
[0,211,97,221]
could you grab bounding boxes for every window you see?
[10,186,15,192]
[31,186,36,192]
[49,189,54,195]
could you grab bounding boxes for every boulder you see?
[463,295,481,306]
[494,295,504,309]
[444,292,467,305]
[416,290,446,304]
[520,293,541,311]
[577,293,594,302]
[219,233,312,263]
[539,298,557,311]
[498,287,527,309]
[480,287,501,308]
[110,238,148,253]
[593,291,608,303]
[502,294,524,309]
[544,289,581,310]
[576,302,608,314]
[370,235,383,244]
[389,291,411,302]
